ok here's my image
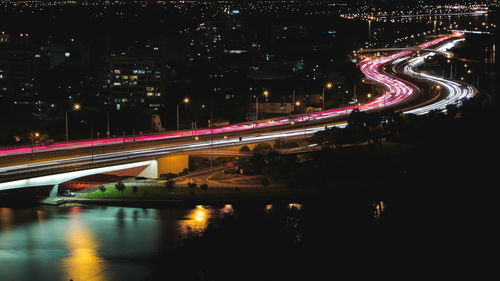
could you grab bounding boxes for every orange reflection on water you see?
[63,207,108,281]
[220,204,234,215]
[288,203,303,210]
[373,201,385,220]
[178,205,214,236]
[0,208,12,232]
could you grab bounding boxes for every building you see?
[0,38,48,103]
[100,55,165,110]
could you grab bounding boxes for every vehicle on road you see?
[59,190,75,197]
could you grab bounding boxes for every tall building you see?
[0,35,48,104]
[100,55,165,110]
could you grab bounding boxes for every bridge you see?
[0,124,333,196]
[358,47,454,59]
[0,33,475,198]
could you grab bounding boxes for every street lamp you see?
[80,120,94,164]
[256,90,269,121]
[31,132,39,159]
[322,82,333,110]
[65,103,80,142]
[177,97,190,131]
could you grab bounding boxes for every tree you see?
[98,185,106,197]
[253,143,272,154]
[165,180,175,191]
[240,145,250,152]
[115,181,126,195]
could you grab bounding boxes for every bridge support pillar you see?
[157,155,189,176]
[137,160,159,179]
[49,184,59,198]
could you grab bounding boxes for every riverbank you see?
[56,179,304,207]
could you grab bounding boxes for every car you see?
[60,190,75,197]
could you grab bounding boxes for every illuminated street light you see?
[31,131,39,159]
[66,103,81,142]
[177,98,190,131]
[256,90,270,121]
[322,82,333,110]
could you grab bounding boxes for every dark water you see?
[0,197,487,280]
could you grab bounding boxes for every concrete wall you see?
[157,155,189,175]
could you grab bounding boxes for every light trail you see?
[401,38,476,115]
[0,33,465,159]
[0,123,347,180]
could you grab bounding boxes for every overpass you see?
[0,125,334,193]
[0,33,475,194]
[358,47,454,59]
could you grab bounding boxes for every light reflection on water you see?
[62,206,108,281]
[373,200,385,221]
[0,202,323,280]
[177,205,212,236]
[0,207,13,232]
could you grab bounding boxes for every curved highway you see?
[400,38,476,114]
[0,33,477,183]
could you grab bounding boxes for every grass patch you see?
[77,182,299,202]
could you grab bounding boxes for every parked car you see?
[60,190,75,197]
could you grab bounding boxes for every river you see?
[0,196,471,280]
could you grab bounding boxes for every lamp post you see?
[256,90,269,122]
[322,82,333,110]
[106,111,110,138]
[31,132,39,159]
[177,97,190,131]
[65,103,80,142]
[80,120,94,164]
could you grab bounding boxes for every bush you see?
[188,182,197,188]
[115,181,126,194]
[160,172,177,180]
[200,183,208,189]
[253,143,272,153]
[240,145,250,152]
[165,180,175,191]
